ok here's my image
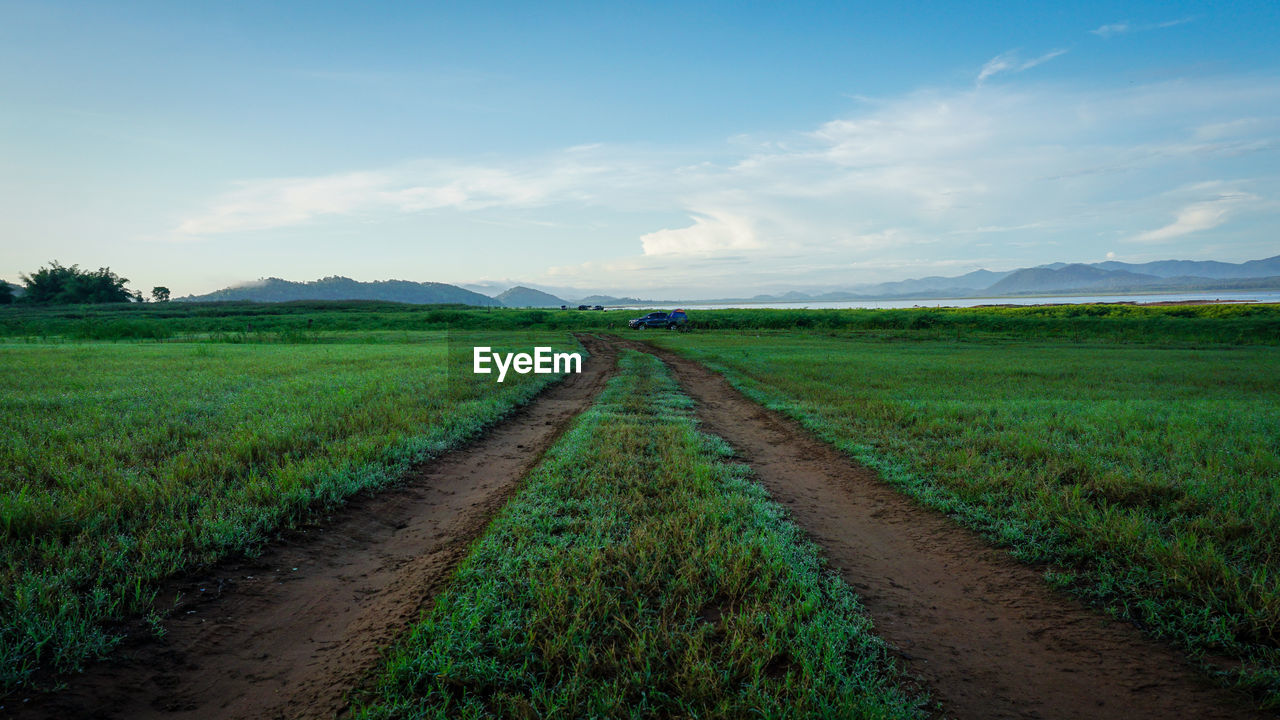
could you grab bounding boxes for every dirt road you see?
[12,337,616,720]
[619,337,1265,720]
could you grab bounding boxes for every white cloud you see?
[175,159,612,236]
[1090,22,1131,38]
[1131,190,1257,243]
[640,211,760,256]
[976,49,1067,85]
[176,172,388,234]
[1091,17,1194,38]
[951,221,1051,235]
[1156,17,1196,30]
[173,71,1280,295]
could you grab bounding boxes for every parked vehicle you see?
[628,309,688,330]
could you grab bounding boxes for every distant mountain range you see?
[177,255,1280,307]
[178,276,501,305]
[721,254,1280,304]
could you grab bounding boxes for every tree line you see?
[0,261,169,305]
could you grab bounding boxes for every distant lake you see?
[614,290,1280,311]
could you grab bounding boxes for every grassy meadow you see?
[645,331,1280,702]
[355,351,924,719]
[4,299,1280,705]
[0,330,576,691]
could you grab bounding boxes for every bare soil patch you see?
[618,336,1267,720]
[9,337,616,720]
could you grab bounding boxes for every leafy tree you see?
[20,261,139,304]
[0,281,12,304]
[151,286,171,302]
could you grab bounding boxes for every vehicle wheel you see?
[637,324,645,330]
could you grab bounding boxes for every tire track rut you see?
[12,336,617,720]
[619,337,1265,720]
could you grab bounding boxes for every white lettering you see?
[494,351,514,383]
[473,346,492,374]
[472,346,584,381]
[554,351,581,374]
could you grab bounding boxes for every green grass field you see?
[355,351,924,719]
[645,331,1280,701]
[5,300,1280,708]
[0,331,576,691]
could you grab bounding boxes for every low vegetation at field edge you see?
[2,299,1278,345]
[0,331,575,692]
[647,331,1280,705]
[354,351,924,719]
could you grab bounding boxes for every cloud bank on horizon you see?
[3,3,1278,298]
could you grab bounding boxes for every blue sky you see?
[2,1,1278,298]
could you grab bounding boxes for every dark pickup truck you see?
[628,309,688,330]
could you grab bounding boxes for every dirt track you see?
[11,337,616,720]
[619,337,1266,720]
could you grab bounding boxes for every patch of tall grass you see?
[354,351,924,719]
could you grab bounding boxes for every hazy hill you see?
[577,295,648,305]
[822,254,1280,300]
[1095,255,1280,279]
[495,286,568,308]
[856,268,1014,296]
[180,276,500,305]
[680,255,1280,303]
[751,291,813,302]
[986,265,1162,294]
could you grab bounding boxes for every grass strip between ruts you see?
[355,350,924,719]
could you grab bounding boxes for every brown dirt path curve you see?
[617,337,1268,720]
[7,336,617,720]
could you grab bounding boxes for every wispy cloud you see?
[976,49,1068,85]
[176,172,388,235]
[1091,22,1132,38]
[175,160,611,236]
[1091,17,1195,38]
[950,221,1052,235]
[1131,188,1257,243]
[174,71,1280,295]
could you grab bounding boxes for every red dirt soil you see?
[620,337,1269,720]
[7,337,616,720]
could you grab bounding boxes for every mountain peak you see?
[495,286,569,308]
